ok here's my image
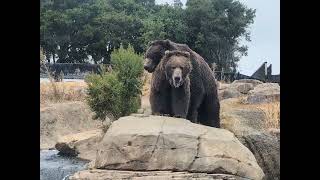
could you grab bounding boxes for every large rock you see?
[232,79,263,87]
[240,132,280,180]
[218,82,231,90]
[218,82,254,100]
[55,129,104,161]
[268,128,280,143]
[219,88,243,100]
[233,83,254,94]
[70,169,251,180]
[94,116,264,180]
[220,98,267,136]
[247,83,280,104]
[40,101,103,149]
[220,98,280,180]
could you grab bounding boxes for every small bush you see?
[85,44,144,121]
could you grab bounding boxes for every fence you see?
[213,62,280,84]
[40,62,280,84]
[40,63,102,80]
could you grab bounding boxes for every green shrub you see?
[85,44,144,121]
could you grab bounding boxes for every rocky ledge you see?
[69,115,264,180]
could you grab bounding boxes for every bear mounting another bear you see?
[145,39,220,128]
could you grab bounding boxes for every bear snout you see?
[172,68,183,88]
[174,76,181,82]
[144,58,155,72]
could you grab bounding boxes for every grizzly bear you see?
[161,50,192,118]
[145,39,220,128]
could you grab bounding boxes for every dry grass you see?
[255,102,280,129]
[235,98,280,129]
[40,81,88,105]
[142,71,152,97]
[139,71,152,109]
[40,71,152,108]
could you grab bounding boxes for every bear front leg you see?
[187,86,204,124]
[150,89,172,116]
[171,81,190,119]
[188,109,199,123]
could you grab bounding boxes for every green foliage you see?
[185,0,256,71]
[140,4,188,45]
[40,0,255,72]
[85,45,144,120]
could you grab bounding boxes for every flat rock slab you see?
[247,83,280,104]
[94,116,264,180]
[232,79,263,87]
[55,129,104,161]
[40,101,103,149]
[69,169,251,180]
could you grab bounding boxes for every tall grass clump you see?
[40,47,64,102]
[85,44,144,121]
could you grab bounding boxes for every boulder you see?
[218,83,253,100]
[69,169,251,180]
[247,83,280,104]
[220,98,280,180]
[268,128,280,143]
[40,101,103,149]
[55,129,104,161]
[240,132,280,180]
[219,88,242,100]
[220,98,267,136]
[233,83,254,94]
[232,79,263,87]
[218,82,231,90]
[94,116,264,180]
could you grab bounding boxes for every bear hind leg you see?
[198,95,220,128]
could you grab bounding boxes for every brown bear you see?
[160,50,192,118]
[145,39,220,128]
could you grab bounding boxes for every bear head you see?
[163,50,192,88]
[144,39,173,73]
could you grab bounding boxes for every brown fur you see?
[149,50,192,117]
[163,50,192,118]
[146,40,220,127]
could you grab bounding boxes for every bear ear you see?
[163,39,172,48]
[149,40,156,45]
[183,51,191,58]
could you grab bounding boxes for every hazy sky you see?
[155,0,280,75]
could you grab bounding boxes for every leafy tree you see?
[173,0,183,8]
[40,0,255,72]
[140,4,188,47]
[185,0,255,71]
